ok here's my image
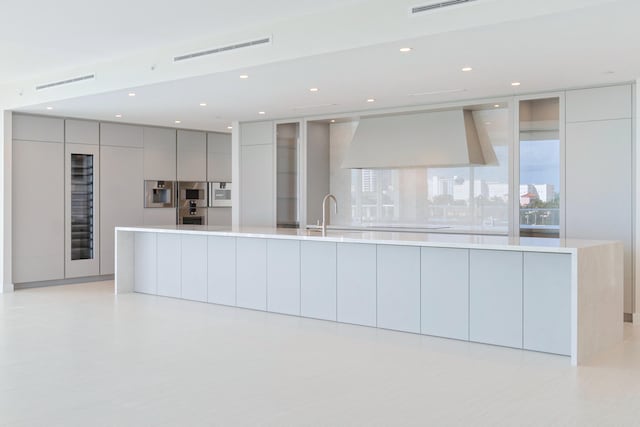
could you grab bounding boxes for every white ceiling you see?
[14,0,640,132]
[0,0,368,82]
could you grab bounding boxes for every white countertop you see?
[115,225,620,254]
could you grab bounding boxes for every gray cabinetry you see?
[421,247,469,340]
[267,239,300,315]
[300,241,336,321]
[143,127,176,180]
[65,119,99,145]
[377,245,421,333]
[207,132,231,181]
[100,145,143,275]
[336,243,376,327]
[12,139,65,283]
[469,250,523,348]
[13,114,63,143]
[239,122,274,227]
[100,123,143,148]
[177,130,207,181]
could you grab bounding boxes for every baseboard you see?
[14,275,114,290]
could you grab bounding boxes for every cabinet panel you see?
[156,233,181,298]
[240,121,273,146]
[12,140,64,283]
[65,119,99,145]
[240,144,274,226]
[100,146,144,275]
[65,143,100,278]
[100,123,143,148]
[143,127,176,180]
[421,247,469,340]
[207,208,231,227]
[566,85,632,122]
[267,239,300,315]
[181,235,208,302]
[469,250,523,348]
[134,232,156,294]
[12,114,63,143]
[300,241,336,321]
[337,243,376,327]
[177,130,207,181]
[236,238,267,310]
[143,208,177,226]
[523,253,571,355]
[566,119,632,312]
[207,132,231,182]
[377,245,420,333]
[208,236,236,306]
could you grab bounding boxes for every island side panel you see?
[576,242,624,365]
[114,229,134,294]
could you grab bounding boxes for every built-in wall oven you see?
[178,181,208,225]
[209,182,232,207]
[144,180,176,208]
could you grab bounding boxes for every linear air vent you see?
[411,0,478,14]
[35,74,95,91]
[174,37,271,62]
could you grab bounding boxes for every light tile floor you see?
[1,281,639,426]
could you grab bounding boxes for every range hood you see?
[342,109,490,169]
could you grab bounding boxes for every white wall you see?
[1,110,13,292]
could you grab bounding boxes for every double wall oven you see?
[177,181,208,225]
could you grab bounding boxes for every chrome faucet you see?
[321,194,337,236]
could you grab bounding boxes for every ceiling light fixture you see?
[115,114,122,118]
[239,74,249,79]
[511,82,521,87]
[258,111,266,115]
[128,92,136,97]
[309,87,319,92]
[399,47,412,53]
[461,67,473,72]
[330,119,336,123]
[175,120,181,124]
[227,126,233,130]
[494,104,500,108]
[46,106,53,110]
[367,98,376,103]
[199,102,207,107]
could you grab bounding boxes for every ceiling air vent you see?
[174,37,271,62]
[411,0,478,14]
[35,74,95,91]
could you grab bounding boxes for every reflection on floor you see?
[1,281,639,426]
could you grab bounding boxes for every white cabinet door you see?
[12,114,63,143]
[236,238,267,310]
[523,253,571,356]
[240,121,273,146]
[421,247,469,340]
[208,236,236,306]
[177,130,207,181]
[100,146,144,275]
[267,239,300,315]
[566,119,633,312]
[240,144,274,226]
[181,235,207,302]
[337,243,376,327]
[377,245,420,333]
[65,143,100,278]
[207,132,232,182]
[65,119,99,145]
[143,127,176,180]
[100,123,143,148]
[12,140,64,283]
[134,232,156,294]
[300,241,336,321]
[566,85,632,122]
[469,250,523,348]
[157,233,181,298]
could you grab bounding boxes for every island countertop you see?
[115,224,617,254]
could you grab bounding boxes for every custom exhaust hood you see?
[342,109,491,169]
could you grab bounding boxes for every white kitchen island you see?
[115,225,623,365]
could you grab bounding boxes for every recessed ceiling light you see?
[309,87,319,92]
[494,104,500,108]
[46,106,53,110]
[128,92,136,97]
[511,82,521,87]
[199,102,207,107]
[461,67,473,72]
[399,47,412,53]
[174,120,181,124]
[485,122,492,125]
[239,74,249,79]
[258,111,266,115]
[330,119,336,123]
[367,98,376,103]
[227,126,233,130]
[115,114,122,118]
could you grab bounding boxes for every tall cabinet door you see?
[65,143,100,278]
[12,139,65,283]
[100,145,144,274]
[177,130,207,181]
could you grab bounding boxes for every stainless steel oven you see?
[178,181,207,225]
[209,182,232,207]
[144,180,176,208]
